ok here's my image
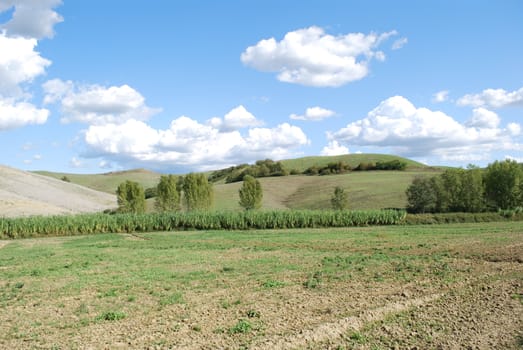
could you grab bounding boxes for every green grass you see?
[213,169,440,211]
[34,168,162,194]
[34,154,438,212]
[0,222,521,347]
[280,153,427,173]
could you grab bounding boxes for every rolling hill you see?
[29,154,442,215]
[0,165,116,217]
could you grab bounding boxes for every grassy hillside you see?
[213,169,439,211]
[280,153,426,173]
[35,169,162,194]
[35,154,439,212]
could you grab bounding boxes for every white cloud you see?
[457,87,523,108]
[321,140,349,156]
[0,0,63,39]
[0,32,51,97]
[241,26,400,87]
[0,99,48,130]
[43,79,161,125]
[466,108,500,129]
[432,90,449,103]
[327,95,521,162]
[290,106,336,121]
[83,116,309,171]
[392,37,408,50]
[507,122,521,136]
[208,105,262,131]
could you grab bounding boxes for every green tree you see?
[460,168,485,212]
[331,186,349,210]
[182,173,214,211]
[116,180,145,214]
[406,176,437,213]
[238,175,263,210]
[484,160,522,210]
[155,175,180,212]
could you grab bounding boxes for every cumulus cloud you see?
[327,95,521,162]
[42,79,161,125]
[0,99,48,130]
[0,0,63,39]
[321,140,349,156]
[457,87,523,108]
[83,115,309,171]
[208,105,263,131]
[241,26,400,87]
[0,32,51,97]
[290,106,336,121]
[432,90,449,103]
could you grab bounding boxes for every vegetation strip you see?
[0,209,406,239]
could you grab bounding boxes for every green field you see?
[35,154,439,212]
[1,223,521,349]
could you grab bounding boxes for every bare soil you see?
[0,165,116,217]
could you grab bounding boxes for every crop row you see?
[0,209,406,239]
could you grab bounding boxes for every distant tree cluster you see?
[116,173,214,213]
[406,160,523,213]
[304,159,407,176]
[208,159,290,184]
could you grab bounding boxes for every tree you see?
[331,186,349,210]
[484,160,522,210]
[155,175,180,212]
[239,175,263,210]
[406,176,437,213]
[182,173,214,211]
[116,180,145,214]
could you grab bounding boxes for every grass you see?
[213,169,439,211]
[0,222,521,348]
[34,154,439,212]
[34,168,162,194]
[280,153,427,173]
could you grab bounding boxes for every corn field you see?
[0,209,407,239]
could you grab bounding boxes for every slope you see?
[0,165,116,217]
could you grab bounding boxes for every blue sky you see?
[0,0,522,173]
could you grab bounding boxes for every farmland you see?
[1,222,521,349]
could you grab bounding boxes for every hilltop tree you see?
[182,173,214,211]
[239,175,263,210]
[331,186,349,210]
[155,175,180,212]
[116,180,145,214]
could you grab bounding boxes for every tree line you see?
[116,172,263,214]
[406,160,523,213]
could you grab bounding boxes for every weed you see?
[349,331,367,344]
[95,311,126,321]
[304,271,322,289]
[246,309,261,318]
[191,325,201,332]
[159,292,184,306]
[221,266,234,272]
[229,319,252,334]
[262,280,285,288]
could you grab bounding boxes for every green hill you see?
[35,154,440,212]
[213,169,439,211]
[34,169,162,195]
[280,153,426,173]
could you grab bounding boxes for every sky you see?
[0,0,522,174]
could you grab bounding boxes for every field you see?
[1,222,521,349]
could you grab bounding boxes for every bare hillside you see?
[0,165,116,217]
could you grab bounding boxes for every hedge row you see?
[0,209,407,239]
